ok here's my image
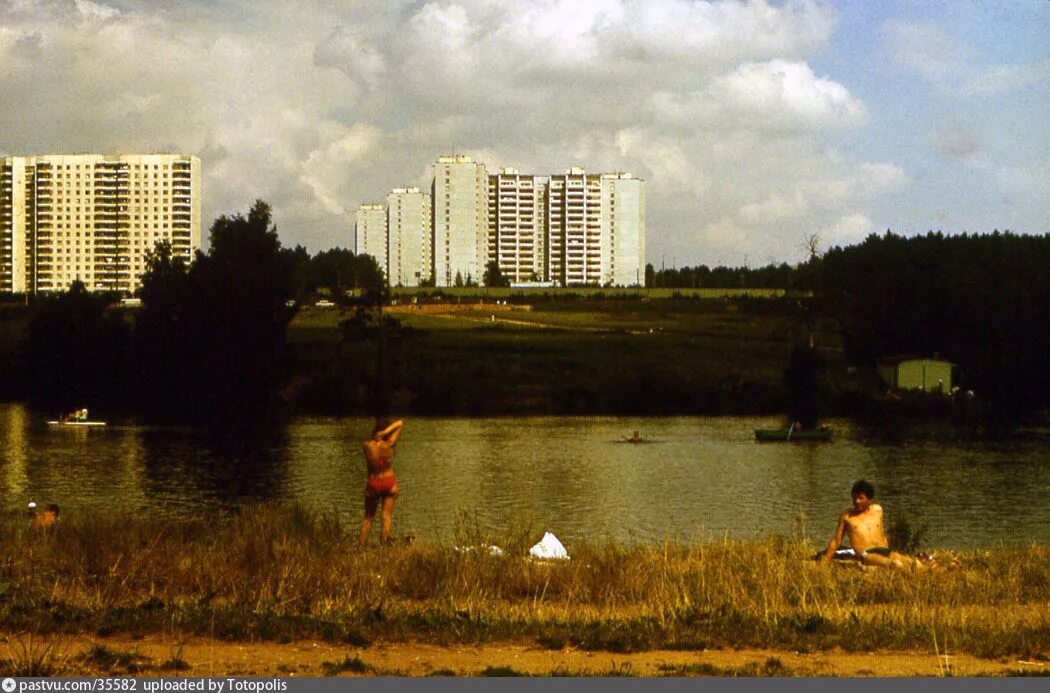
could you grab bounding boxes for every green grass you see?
[0,506,1047,659]
[384,287,793,300]
[287,297,839,415]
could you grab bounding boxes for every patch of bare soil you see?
[5,633,1048,677]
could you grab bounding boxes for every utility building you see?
[878,357,955,393]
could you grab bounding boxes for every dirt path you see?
[428,312,650,334]
[8,633,1047,677]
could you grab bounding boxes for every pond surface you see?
[3,403,1048,549]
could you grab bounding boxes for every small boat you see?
[48,408,105,427]
[47,420,107,427]
[754,427,831,442]
[622,431,647,443]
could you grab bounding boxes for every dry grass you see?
[0,505,1046,658]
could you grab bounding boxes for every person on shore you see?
[821,480,926,570]
[31,503,60,532]
[359,419,404,546]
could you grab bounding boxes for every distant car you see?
[315,299,335,307]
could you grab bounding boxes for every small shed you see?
[877,356,954,394]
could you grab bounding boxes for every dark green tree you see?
[134,242,197,418]
[25,281,129,411]
[483,260,510,287]
[821,230,1050,416]
[133,200,296,424]
[190,200,296,420]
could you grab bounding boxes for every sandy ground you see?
[6,633,1048,677]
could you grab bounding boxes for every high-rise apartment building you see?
[354,203,387,273]
[547,168,605,286]
[386,187,432,287]
[352,157,645,289]
[488,169,547,283]
[601,172,646,287]
[1,154,201,294]
[543,168,646,287]
[432,155,488,287]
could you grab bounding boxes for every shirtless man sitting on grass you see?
[822,480,928,570]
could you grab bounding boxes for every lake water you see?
[2,403,1048,549]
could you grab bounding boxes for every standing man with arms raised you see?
[359,419,404,546]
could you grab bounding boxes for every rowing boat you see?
[754,427,831,442]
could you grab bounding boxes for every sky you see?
[1,0,1047,267]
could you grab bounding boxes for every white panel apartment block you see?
[0,154,201,294]
[488,169,547,283]
[547,168,605,286]
[432,156,488,287]
[602,173,646,287]
[386,188,431,287]
[354,203,388,273]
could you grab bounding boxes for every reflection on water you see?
[2,403,1048,549]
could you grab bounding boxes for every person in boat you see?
[359,419,404,546]
[624,430,643,443]
[821,480,929,570]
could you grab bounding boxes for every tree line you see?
[819,230,1050,417]
[10,207,1050,423]
[20,200,383,426]
[645,262,808,289]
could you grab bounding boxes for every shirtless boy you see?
[822,480,923,570]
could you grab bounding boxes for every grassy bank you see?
[288,297,853,415]
[2,506,1046,660]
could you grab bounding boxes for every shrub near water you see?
[1,505,1047,658]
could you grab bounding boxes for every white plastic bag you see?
[528,531,569,560]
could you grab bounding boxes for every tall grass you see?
[1,505,1046,658]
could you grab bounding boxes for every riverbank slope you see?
[5,634,1046,677]
[3,506,1046,674]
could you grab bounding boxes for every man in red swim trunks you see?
[359,419,404,546]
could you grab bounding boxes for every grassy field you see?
[385,287,797,300]
[2,505,1047,662]
[286,297,846,415]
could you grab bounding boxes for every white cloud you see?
[300,123,384,215]
[822,213,874,248]
[648,60,867,132]
[0,0,908,263]
[709,59,867,129]
[313,27,386,90]
[74,0,120,23]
